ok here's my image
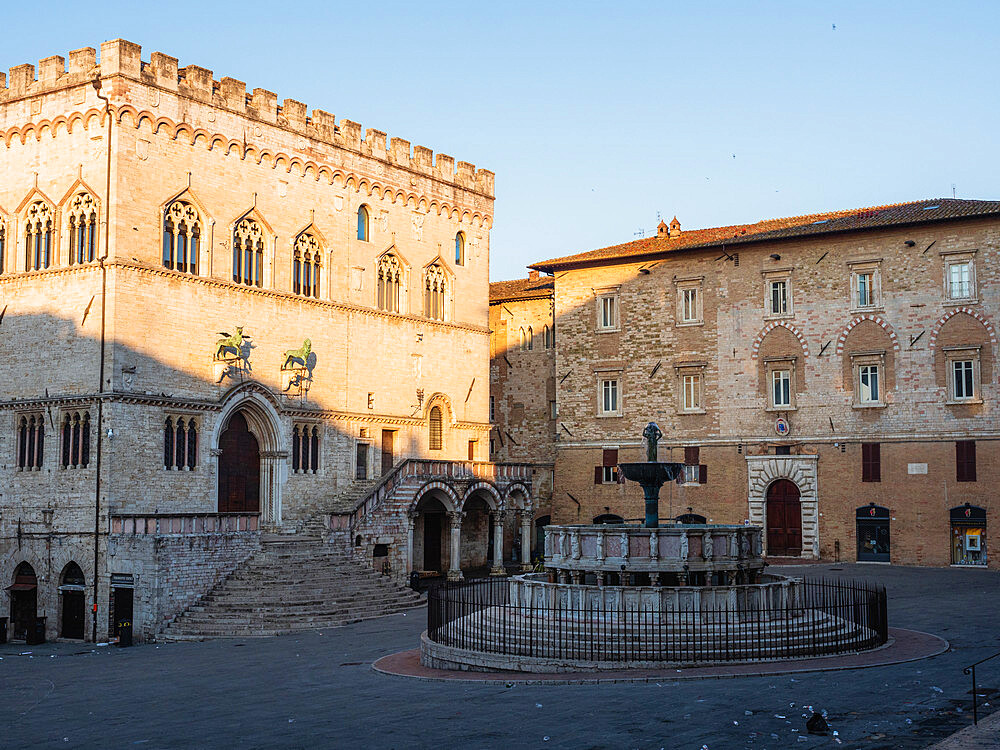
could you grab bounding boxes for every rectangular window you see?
[957,440,977,482]
[355,442,368,480]
[594,448,619,484]
[682,288,698,322]
[772,370,791,407]
[856,272,874,308]
[862,442,881,482]
[549,400,557,420]
[682,447,706,484]
[599,295,618,329]
[682,374,701,411]
[859,365,880,404]
[601,379,619,414]
[468,440,477,461]
[769,280,788,315]
[952,360,975,400]
[949,261,971,299]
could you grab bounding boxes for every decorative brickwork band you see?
[929,307,998,350]
[750,321,810,359]
[460,480,502,511]
[835,314,900,356]
[409,480,461,513]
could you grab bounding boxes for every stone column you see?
[260,450,286,527]
[405,512,416,575]
[490,511,506,576]
[446,511,464,581]
[519,511,533,572]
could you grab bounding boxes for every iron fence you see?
[427,577,887,663]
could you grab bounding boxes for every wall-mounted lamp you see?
[106,428,114,440]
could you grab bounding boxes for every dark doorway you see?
[766,479,802,556]
[9,562,38,641]
[60,562,86,639]
[218,412,260,513]
[356,442,369,480]
[113,586,134,646]
[856,504,890,562]
[534,515,551,561]
[423,512,443,571]
[381,429,395,475]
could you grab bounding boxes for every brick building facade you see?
[0,40,521,643]
[493,200,1000,571]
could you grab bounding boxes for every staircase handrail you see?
[346,459,536,530]
[964,649,1000,724]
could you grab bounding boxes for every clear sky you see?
[3,1,998,280]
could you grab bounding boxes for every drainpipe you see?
[91,77,112,643]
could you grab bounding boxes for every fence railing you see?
[427,577,887,663]
[964,650,1000,724]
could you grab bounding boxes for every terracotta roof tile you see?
[531,198,1000,271]
[489,274,554,303]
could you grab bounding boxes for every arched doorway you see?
[460,495,493,577]
[414,495,448,574]
[59,562,86,639]
[766,479,802,556]
[218,411,260,513]
[9,562,38,641]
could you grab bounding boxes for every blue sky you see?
[4,1,998,280]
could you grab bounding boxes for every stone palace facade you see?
[493,200,1000,570]
[0,40,534,643]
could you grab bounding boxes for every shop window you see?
[856,504,890,562]
[594,448,619,484]
[950,504,987,566]
[861,442,881,482]
[956,440,976,482]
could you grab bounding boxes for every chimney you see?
[657,220,669,237]
[669,216,682,237]
[528,269,539,282]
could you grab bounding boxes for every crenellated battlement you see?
[0,39,494,198]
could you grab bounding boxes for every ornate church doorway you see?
[766,479,802,556]
[218,411,260,513]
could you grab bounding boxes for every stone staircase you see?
[159,532,425,640]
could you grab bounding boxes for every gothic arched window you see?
[233,217,264,287]
[18,414,44,470]
[527,326,534,350]
[163,200,202,274]
[455,232,465,266]
[429,406,443,450]
[519,327,526,351]
[377,254,401,313]
[60,411,90,469]
[357,205,369,242]
[424,264,447,321]
[24,202,53,271]
[293,232,321,298]
[543,325,552,349]
[164,417,198,470]
[292,424,320,474]
[67,192,98,265]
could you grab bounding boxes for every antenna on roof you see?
[634,228,645,239]
[952,183,957,199]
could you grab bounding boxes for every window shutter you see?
[957,440,976,482]
[684,446,699,465]
[594,466,603,485]
[862,443,881,482]
[603,449,618,466]
[698,464,707,484]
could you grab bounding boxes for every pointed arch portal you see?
[218,412,261,513]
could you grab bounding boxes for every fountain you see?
[420,422,889,673]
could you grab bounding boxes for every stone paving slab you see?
[926,707,1000,749]
[373,627,948,684]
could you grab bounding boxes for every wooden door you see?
[218,412,260,513]
[381,430,394,475]
[766,479,802,556]
[423,513,442,572]
[61,591,85,639]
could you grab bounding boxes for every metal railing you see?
[964,651,1000,724]
[427,577,887,663]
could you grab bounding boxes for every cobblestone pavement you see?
[1,564,998,749]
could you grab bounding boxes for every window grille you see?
[24,202,53,271]
[164,417,198,470]
[67,192,98,265]
[377,254,401,312]
[424,264,446,320]
[17,415,44,470]
[232,217,264,287]
[292,424,320,473]
[429,406,443,450]
[163,200,201,274]
[293,232,321,298]
[60,411,91,469]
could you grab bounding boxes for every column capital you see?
[446,510,465,527]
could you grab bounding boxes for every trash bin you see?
[26,616,46,645]
[116,618,133,647]
[0,617,7,644]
